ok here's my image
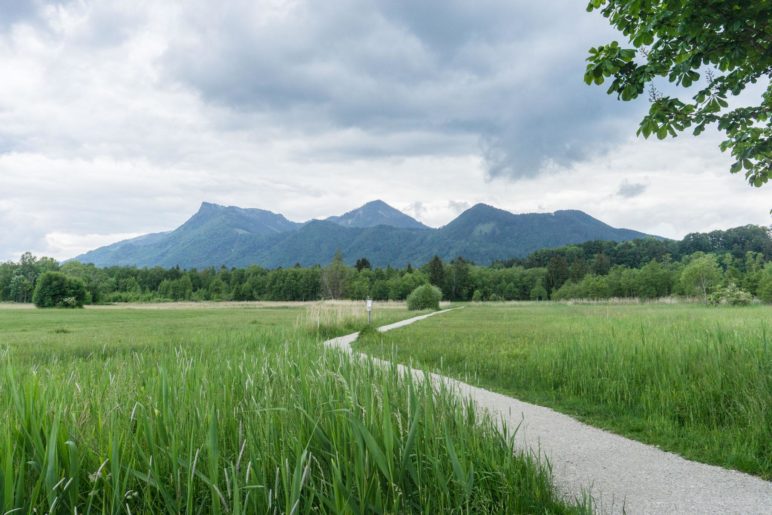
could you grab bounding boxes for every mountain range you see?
[74,200,652,268]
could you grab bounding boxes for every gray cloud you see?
[617,180,647,198]
[0,0,41,28]
[448,200,471,213]
[163,0,643,179]
[0,0,768,261]
[405,201,427,220]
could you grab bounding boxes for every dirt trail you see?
[325,309,772,514]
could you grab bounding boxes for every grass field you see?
[355,303,772,479]
[0,303,581,514]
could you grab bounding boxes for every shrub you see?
[530,281,548,301]
[552,274,610,300]
[406,284,442,311]
[708,283,753,306]
[32,272,86,308]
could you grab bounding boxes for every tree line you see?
[1,225,770,306]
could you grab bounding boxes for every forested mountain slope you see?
[75,200,652,268]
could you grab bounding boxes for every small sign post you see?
[366,297,373,325]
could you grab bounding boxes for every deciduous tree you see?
[586,0,771,186]
[680,253,723,303]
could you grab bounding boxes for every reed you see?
[0,305,579,514]
[297,300,419,338]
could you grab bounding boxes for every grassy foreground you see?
[356,303,772,479]
[0,304,581,514]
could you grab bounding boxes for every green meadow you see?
[356,303,772,479]
[0,303,581,514]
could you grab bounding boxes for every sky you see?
[0,0,769,261]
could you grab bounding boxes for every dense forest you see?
[2,225,771,305]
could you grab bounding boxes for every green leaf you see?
[583,0,770,185]
[445,434,467,492]
[352,418,390,482]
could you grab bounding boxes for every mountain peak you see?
[466,203,502,213]
[183,202,300,236]
[197,201,223,212]
[325,200,428,229]
[452,203,512,222]
[553,209,590,217]
[362,199,390,208]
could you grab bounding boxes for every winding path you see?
[325,309,772,514]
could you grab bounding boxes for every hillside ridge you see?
[74,200,653,268]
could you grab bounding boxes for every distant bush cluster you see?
[708,283,753,306]
[31,272,86,308]
[1,225,771,307]
[406,284,442,311]
[549,252,771,305]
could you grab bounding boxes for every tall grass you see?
[356,303,772,478]
[298,301,421,339]
[0,307,579,514]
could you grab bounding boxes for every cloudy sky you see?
[0,0,769,261]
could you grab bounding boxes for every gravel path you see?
[325,309,772,514]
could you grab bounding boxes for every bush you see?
[708,283,753,306]
[551,274,610,300]
[32,272,86,308]
[406,284,442,311]
[530,281,548,301]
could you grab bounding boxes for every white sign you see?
[366,299,373,311]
